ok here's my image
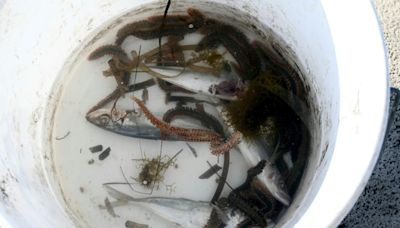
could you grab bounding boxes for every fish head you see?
[86,108,139,128]
[266,164,291,206]
[86,109,113,127]
[86,108,172,140]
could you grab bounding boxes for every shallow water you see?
[50,4,310,228]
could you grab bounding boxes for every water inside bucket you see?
[50,2,311,227]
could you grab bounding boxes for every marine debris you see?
[99,147,111,161]
[133,148,182,189]
[89,144,103,153]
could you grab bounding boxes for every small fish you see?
[86,108,216,141]
[103,186,245,228]
[86,108,182,141]
[199,164,221,179]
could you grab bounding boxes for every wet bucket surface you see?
[0,1,388,228]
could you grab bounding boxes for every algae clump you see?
[225,71,296,139]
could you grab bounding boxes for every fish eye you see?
[98,114,111,125]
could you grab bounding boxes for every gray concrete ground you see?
[340,1,400,227]
[375,0,400,88]
[340,89,399,227]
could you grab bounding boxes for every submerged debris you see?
[99,147,111,160]
[55,131,70,140]
[198,164,222,179]
[134,149,182,188]
[125,220,149,228]
[89,144,103,153]
[185,142,198,158]
[104,197,118,217]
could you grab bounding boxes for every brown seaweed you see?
[224,73,296,138]
[103,58,130,94]
[252,41,302,97]
[86,79,156,115]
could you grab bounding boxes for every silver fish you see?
[236,139,291,206]
[86,108,212,141]
[86,108,182,140]
[216,106,291,206]
[103,186,245,228]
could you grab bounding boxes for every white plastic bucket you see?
[0,0,388,227]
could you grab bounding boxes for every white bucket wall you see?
[0,1,388,228]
